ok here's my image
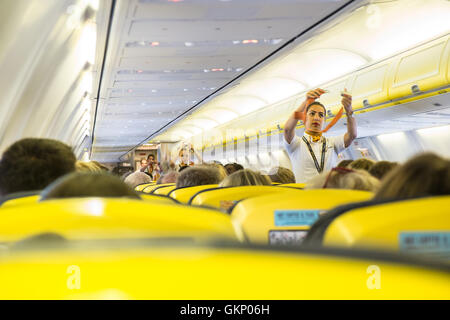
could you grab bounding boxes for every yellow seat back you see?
[153,185,177,196]
[0,244,448,299]
[232,189,373,245]
[322,196,450,259]
[168,184,218,203]
[1,195,40,208]
[190,185,297,211]
[277,183,305,189]
[142,183,174,194]
[135,183,155,192]
[0,198,238,242]
[139,193,178,204]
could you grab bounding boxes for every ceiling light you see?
[242,39,258,44]
[151,41,160,46]
[211,68,224,72]
[232,40,241,45]
[184,42,194,47]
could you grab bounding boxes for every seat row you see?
[1,183,448,261]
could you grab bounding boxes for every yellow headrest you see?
[0,244,448,299]
[190,185,300,211]
[277,183,306,189]
[232,189,373,244]
[168,184,219,203]
[0,195,40,208]
[0,198,238,242]
[322,196,450,258]
[153,185,177,196]
[134,183,155,192]
[139,193,178,204]
[142,183,174,194]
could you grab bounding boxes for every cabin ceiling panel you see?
[92,0,350,161]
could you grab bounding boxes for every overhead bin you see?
[0,198,239,243]
[349,62,392,110]
[0,243,448,299]
[389,36,450,100]
[231,189,373,245]
[306,196,450,260]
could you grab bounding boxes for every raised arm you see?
[284,88,325,144]
[341,89,357,148]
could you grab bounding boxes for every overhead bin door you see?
[389,37,450,100]
[350,62,391,110]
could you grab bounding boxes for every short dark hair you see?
[224,163,244,175]
[41,172,141,200]
[0,138,76,195]
[336,159,353,168]
[176,166,221,188]
[369,161,399,180]
[306,102,326,115]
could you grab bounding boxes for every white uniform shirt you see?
[284,132,347,183]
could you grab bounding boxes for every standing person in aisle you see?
[283,88,357,183]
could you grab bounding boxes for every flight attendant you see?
[283,88,357,183]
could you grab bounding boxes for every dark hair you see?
[224,163,244,175]
[306,102,326,114]
[369,161,399,180]
[41,172,141,200]
[0,138,76,195]
[176,166,221,188]
[336,159,353,168]
[374,153,450,200]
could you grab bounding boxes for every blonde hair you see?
[75,161,104,173]
[374,153,450,200]
[268,167,295,184]
[220,169,272,187]
[306,168,380,192]
[349,158,375,172]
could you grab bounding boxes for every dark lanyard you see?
[302,136,327,173]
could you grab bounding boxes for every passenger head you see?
[206,163,228,181]
[157,171,179,184]
[0,138,76,195]
[41,172,141,200]
[305,102,326,134]
[336,159,353,168]
[147,154,155,163]
[268,167,295,184]
[220,169,272,187]
[76,161,104,173]
[224,163,244,175]
[349,158,375,172]
[374,153,450,201]
[176,166,221,188]
[140,158,148,168]
[91,161,109,172]
[305,167,380,192]
[369,161,399,180]
[124,172,152,189]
